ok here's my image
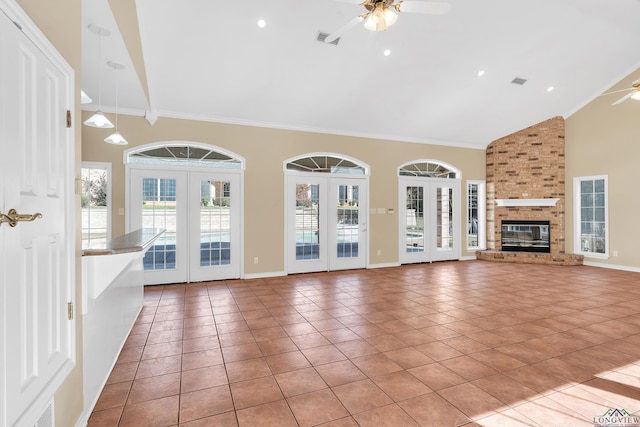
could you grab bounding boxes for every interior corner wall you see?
[565,67,640,269]
[81,113,486,274]
[486,117,566,254]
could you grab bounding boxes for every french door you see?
[287,175,367,274]
[128,168,241,284]
[399,178,461,264]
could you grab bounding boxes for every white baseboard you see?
[583,261,640,273]
[243,271,286,280]
[367,262,402,269]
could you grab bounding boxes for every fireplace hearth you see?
[501,220,550,253]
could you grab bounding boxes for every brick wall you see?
[486,116,566,254]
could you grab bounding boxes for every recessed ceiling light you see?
[475,69,485,77]
[547,86,555,92]
[257,19,266,28]
[383,49,391,57]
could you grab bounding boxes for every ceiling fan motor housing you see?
[364,0,396,12]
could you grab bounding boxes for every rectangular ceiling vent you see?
[511,77,528,85]
[317,31,340,46]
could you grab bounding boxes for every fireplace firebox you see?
[501,220,550,253]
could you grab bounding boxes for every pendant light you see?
[84,24,114,128]
[104,62,128,145]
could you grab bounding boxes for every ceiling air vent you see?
[511,77,528,85]
[317,31,340,46]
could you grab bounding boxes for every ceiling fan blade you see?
[612,91,634,105]
[600,88,633,96]
[395,1,452,14]
[325,15,365,43]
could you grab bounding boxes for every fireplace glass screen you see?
[501,220,550,253]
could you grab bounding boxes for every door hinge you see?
[67,302,74,320]
[66,110,72,128]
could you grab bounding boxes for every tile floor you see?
[87,260,640,426]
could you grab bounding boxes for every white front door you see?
[129,168,241,284]
[399,178,461,264]
[0,5,75,426]
[287,175,367,274]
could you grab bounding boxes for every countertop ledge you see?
[82,228,165,256]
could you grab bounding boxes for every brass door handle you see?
[0,209,43,227]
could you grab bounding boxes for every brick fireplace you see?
[476,116,583,265]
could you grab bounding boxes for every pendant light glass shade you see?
[84,110,114,128]
[104,130,128,145]
[631,90,640,101]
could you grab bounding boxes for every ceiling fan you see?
[601,80,640,105]
[325,0,451,43]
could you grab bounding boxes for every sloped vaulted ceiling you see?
[82,0,640,149]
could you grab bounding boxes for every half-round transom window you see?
[286,155,367,175]
[398,160,460,178]
[126,143,243,169]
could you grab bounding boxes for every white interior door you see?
[129,169,189,284]
[188,171,241,282]
[287,175,367,274]
[399,178,461,264]
[1,6,75,425]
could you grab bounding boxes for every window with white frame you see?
[467,181,486,250]
[81,162,111,247]
[574,175,608,257]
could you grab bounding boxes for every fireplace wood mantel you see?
[495,198,559,207]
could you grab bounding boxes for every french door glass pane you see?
[467,183,478,247]
[296,183,320,260]
[437,187,454,250]
[579,178,606,254]
[337,184,358,258]
[200,180,231,266]
[142,178,177,270]
[405,186,424,252]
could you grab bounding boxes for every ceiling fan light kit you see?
[364,2,398,31]
[325,0,451,42]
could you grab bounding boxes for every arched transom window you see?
[398,160,460,178]
[286,154,368,175]
[125,142,244,169]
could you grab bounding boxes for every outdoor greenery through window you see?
[467,181,485,250]
[575,175,608,256]
[81,162,111,247]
